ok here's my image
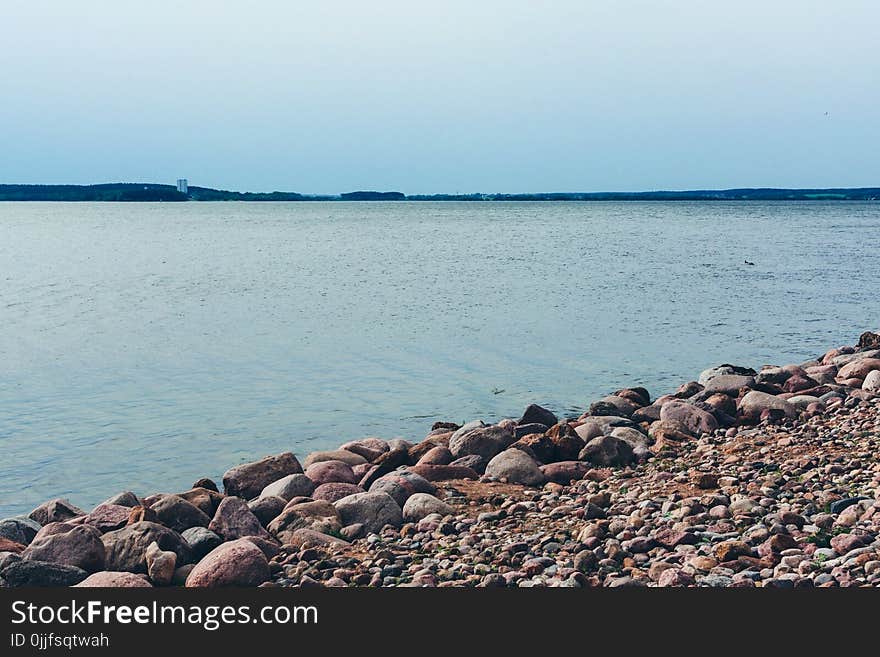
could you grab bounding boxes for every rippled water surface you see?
[1,201,878,516]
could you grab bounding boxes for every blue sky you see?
[1,1,878,193]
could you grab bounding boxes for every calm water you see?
[1,201,878,516]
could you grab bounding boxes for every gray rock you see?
[102,521,192,573]
[259,473,316,501]
[22,523,105,572]
[1,560,88,587]
[334,492,403,534]
[517,404,558,427]
[484,449,546,486]
[578,435,635,467]
[28,499,85,526]
[402,493,454,522]
[180,527,223,560]
[149,494,211,533]
[448,423,514,460]
[0,516,41,546]
[100,491,140,508]
[208,497,269,541]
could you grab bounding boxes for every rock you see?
[829,496,870,515]
[101,491,140,507]
[185,539,270,587]
[540,461,591,484]
[305,460,359,485]
[632,405,662,424]
[145,541,176,585]
[102,521,192,573]
[180,527,223,560]
[149,494,211,533]
[177,487,225,517]
[657,569,695,587]
[448,455,487,473]
[857,331,880,349]
[373,447,411,469]
[485,449,546,486]
[597,395,638,417]
[830,533,870,556]
[0,516,41,545]
[248,496,287,526]
[268,500,342,543]
[863,370,880,393]
[241,535,280,560]
[738,390,797,421]
[73,504,131,533]
[126,506,158,525]
[28,498,85,526]
[260,473,316,501]
[699,364,756,386]
[302,450,367,469]
[704,374,755,395]
[22,523,105,572]
[510,433,555,463]
[340,438,389,462]
[0,538,26,553]
[837,358,880,382]
[416,446,453,465]
[402,493,454,522]
[408,464,479,481]
[514,423,550,438]
[0,560,88,587]
[334,492,403,534]
[578,435,635,467]
[714,540,752,562]
[574,422,604,442]
[547,427,586,462]
[659,400,718,436]
[313,482,365,503]
[283,528,349,549]
[74,572,152,587]
[517,404,558,427]
[222,452,303,500]
[208,497,269,541]
[368,470,435,507]
[448,423,514,461]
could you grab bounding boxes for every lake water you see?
[1,201,878,517]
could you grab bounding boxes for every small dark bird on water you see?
[744,260,755,266]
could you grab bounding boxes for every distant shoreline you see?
[0,183,878,202]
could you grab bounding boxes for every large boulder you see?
[368,470,435,507]
[517,404,558,427]
[659,400,719,436]
[334,492,402,535]
[837,358,880,382]
[222,452,303,499]
[260,473,316,501]
[72,504,131,533]
[0,516,41,546]
[703,374,755,395]
[863,369,880,393]
[0,560,88,587]
[208,497,269,541]
[305,460,359,486]
[177,487,225,517]
[28,499,84,526]
[484,449,546,486]
[102,521,192,573]
[738,390,797,420]
[402,493,454,522]
[448,423,514,460]
[149,495,211,533]
[312,482,365,503]
[185,539,270,588]
[698,365,756,386]
[22,523,105,572]
[416,446,454,466]
[74,572,152,587]
[579,435,635,467]
[302,450,367,469]
[510,433,555,463]
[540,461,591,484]
[268,500,342,543]
[180,527,223,560]
[248,496,287,527]
[408,464,479,481]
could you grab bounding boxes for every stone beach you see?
[2,331,880,588]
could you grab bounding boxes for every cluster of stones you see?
[1,331,879,588]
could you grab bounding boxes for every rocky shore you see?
[2,331,880,588]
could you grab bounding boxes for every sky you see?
[1,1,878,194]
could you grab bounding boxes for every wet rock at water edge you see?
[222,452,304,500]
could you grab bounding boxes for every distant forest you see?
[0,183,878,202]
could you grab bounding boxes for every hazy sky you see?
[1,1,878,193]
